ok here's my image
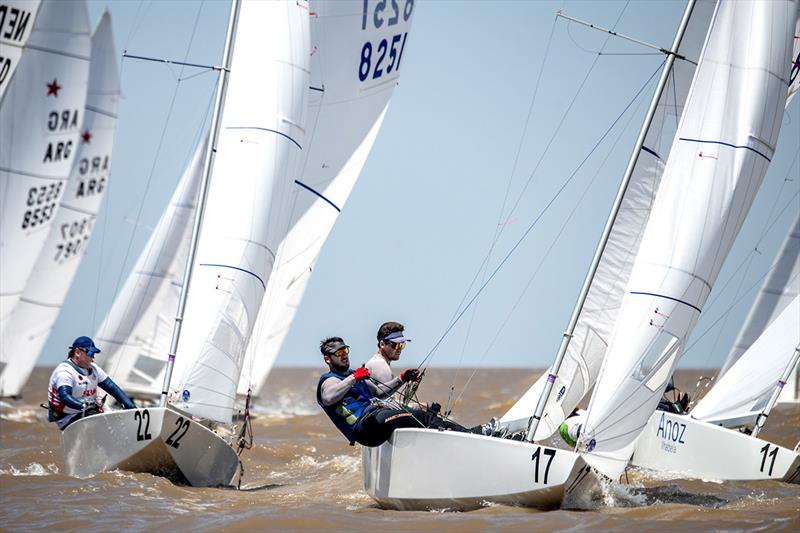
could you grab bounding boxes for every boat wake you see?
[0,463,59,476]
[0,408,42,423]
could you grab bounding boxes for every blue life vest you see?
[316,370,372,444]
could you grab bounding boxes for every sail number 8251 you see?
[358,32,408,82]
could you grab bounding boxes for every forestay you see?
[719,214,799,377]
[0,0,41,101]
[171,0,310,423]
[0,0,90,326]
[691,295,799,427]
[0,11,120,398]
[499,0,716,439]
[94,137,206,397]
[577,0,798,480]
[239,0,415,398]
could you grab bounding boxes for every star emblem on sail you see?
[46,78,60,96]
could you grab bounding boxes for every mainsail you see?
[0,0,41,101]
[238,0,415,397]
[93,136,207,397]
[577,0,798,480]
[0,10,119,398]
[0,0,90,326]
[500,0,716,438]
[170,0,311,423]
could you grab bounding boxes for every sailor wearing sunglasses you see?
[365,321,420,397]
[316,336,471,447]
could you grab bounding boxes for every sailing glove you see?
[400,369,420,383]
[353,367,371,382]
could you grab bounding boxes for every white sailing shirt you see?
[48,360,108,429]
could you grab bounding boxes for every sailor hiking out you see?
[316,336,478,446]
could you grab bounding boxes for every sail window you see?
[631,331,679,385]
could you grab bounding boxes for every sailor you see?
[364,321,419,398]
[47,336,136,430]
[558,408,587,447]
[657,379,691,414]
[316,336,473,447]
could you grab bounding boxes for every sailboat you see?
[627,217,800,482]
[0,0,91,342]
[77,0,415,486]
[363,0,714,511]
[0,0,41,101]
[61,0,310,486]
[93,136,206,399]
[238,0,416,400]
[714,212,800,406]
[564,0,798,505]
[0,9,120,399]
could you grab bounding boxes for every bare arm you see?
[366,376,403,398]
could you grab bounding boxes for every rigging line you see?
[681,217,800,362]
[702,147,800,367]
[100,2,206,372]
[431,4,633,366]
[450,83,650,411]
[444,7,564,417]
[123,0,148,50]
[418,60,665,370]
[689,160,800,353]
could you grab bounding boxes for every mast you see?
[751,346,800,438]
[525,0,698,441]
[159,0,242,407]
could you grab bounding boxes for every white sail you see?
[720,213,800,377]
[171,0,310,423]
[0,0,90,325]
[691,295,800,427]
[0,0,41,101]
[0,10,119,398]
[499,0,716,438]
[577,0,798,480]
[239,0,415,398]
[93,136,207,397]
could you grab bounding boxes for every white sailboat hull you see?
[61,407,239,487]
[362,428,582,510]
[630,411,800,483]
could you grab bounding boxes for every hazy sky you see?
[41,0,799,378]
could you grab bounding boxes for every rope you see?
[418,59,665,373]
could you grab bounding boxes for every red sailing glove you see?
[400,368,420,383]
[353,367,371,381]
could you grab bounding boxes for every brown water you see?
[1,367,798,531]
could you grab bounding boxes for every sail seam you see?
[0,167,71,181]
[678,137,772,161]
[23,44,90,61]
[85,104,119,119]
